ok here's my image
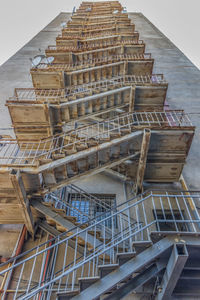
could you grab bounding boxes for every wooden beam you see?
[135,128,151,194]
[129,86,135,112]
[10,170,34,235]
[104,169,128,182]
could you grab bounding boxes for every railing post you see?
[135,128,151,195]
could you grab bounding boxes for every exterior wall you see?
[128,13,200,190]
[0,11,200,299]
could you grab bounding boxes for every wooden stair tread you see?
[64,215,77,222]
[42,201,53,208]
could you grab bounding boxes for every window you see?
[67,193,116,226]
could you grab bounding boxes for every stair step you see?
[110,132,121,139]
[76,143,88,151]
[46,216,56,226]
[64,215,77,223]
[39,158,53,165]
[116,251,136,265]
[99,253,111,261]
[98,263,119,278]
[52,207,66,217]
[88,230,101,238]
[132,241,152,253]
[75,222,88,229]
[42,202,53,208]
[57,289,79,300]
[78,276,100,292]
[87,139,98,147]
[52,153,65,160]
[120,128,132,135]
[64,148,77,155]
[56,223,68,232]
[98,237,111,243]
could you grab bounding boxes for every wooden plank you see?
[135,129,151,194]
[10,170,34,235]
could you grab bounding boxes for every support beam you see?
[104,169,128,181]
[56,86,131,108]
[135,128,151,194]
[38,220,62,237]
[104,262,166,300]
[156,243,188,300]
[128,86,135,112]
[10,170,34,235]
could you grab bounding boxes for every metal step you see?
[116,251,136,265]
[98,264,119,278]
[132,241,152,254]
[78,276,100,292]
[57,289,80,300]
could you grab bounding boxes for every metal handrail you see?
[1,190,200,299]
[0,111,193,167]
[9,74,166,102]
[31,53,152,72]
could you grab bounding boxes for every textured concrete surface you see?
[0,12,71,134]
[0,12,199,191]
[129,13,200,190]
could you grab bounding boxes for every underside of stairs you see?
[0,1,198,299]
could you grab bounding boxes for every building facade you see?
[0,1,200,299]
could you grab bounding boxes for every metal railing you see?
[0,190,200,299]
[50,38,141,50]
[66,21,131,30]
[63,22,132,31]
[61,28,134,38]
[45,184,116,224]
[0,111,193,167]
[31,54,152,72]
[9,75,166,102]
[54,39,143,51]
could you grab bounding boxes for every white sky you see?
[0,0,199,69]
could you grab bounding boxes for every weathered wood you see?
[9,170,34,235]
[135,129,151,194]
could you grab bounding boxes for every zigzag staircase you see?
[0,1,198,299]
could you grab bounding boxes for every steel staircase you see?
[0,1,198,299]
[0,191,200,299]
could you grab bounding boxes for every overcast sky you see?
[0,0,199,69]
